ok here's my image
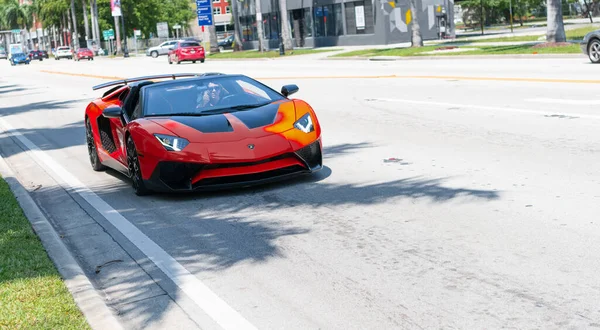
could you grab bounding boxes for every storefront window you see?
[344,0,374,34]
[313,4,343,37]
[303,8,313,37]
[239,15,258,41]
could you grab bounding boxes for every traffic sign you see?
[196,0,213,26]
[102,29,115,40]
[157,22,169,38]
[11,29,20,34]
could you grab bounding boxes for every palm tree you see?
[70,0,79,48]
[546,0,566,42]
[255,0,265,51]
[278,0,292,50]
[4,0,32,48]
[409,0,423,47]
[230,0,243,51]
[208,24,219,53]
[81,0,90,43]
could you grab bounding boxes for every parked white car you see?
[146,40,180,58]
[54,46,73,60]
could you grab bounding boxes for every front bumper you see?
[143,140,322,193]
[581,41,588,55]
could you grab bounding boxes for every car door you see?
[160,41,175,55]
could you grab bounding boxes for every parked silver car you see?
[146,40,180,58]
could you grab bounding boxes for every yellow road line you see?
[40,70,124,80]
[39,69,600,85]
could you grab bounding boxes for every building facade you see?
[212,0,236,38]
[235,0,455,49]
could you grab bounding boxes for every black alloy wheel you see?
[126,136,151,196]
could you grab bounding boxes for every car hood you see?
[147,100,298,143]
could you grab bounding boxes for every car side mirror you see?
[103,105,123,118]
[281,84,299,97]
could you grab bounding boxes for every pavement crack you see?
[95,259,124,273]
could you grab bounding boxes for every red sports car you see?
[75,48,94,61]
[168,41,205,64]
[85,73,322,195]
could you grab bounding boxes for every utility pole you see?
[114,16,121,54]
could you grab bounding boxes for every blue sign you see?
[196,0,213,26]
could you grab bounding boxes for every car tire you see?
[200,59,205,63]
[193,60,196,63]
[589,39,600,63]
[126,136,151,196]
[86,118,107,171]
[151,51,158,58]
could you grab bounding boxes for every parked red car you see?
[75,48,94,61]
[168,41,205,64]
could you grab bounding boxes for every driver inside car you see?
[197,81,224,108]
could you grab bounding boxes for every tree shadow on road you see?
[0,122,84,159]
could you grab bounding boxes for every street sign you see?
[134,29,141,37]
[11,29,20,34]
[173,24,181,29]
[102,29,114,40]
[157,22,169,38]
[196,0,213,26]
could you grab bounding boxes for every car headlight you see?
[154,134,189,151]
[294,113,314,133]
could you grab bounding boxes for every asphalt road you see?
[1,54,600,329]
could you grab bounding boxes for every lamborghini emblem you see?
[248,144,255,149]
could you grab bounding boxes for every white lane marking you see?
[525,98,600,105]
[366,98,600,120]
[0,117,257,330]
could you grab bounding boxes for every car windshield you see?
[143,75,286,117]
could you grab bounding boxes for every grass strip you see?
[331,43,581,57]
[208,48,341,58]
[0,176,90,330]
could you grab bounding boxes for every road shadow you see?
[0,122,84,158]
[0,87,28,95]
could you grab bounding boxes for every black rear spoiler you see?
[92,72,225,91]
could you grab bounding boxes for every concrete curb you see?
[0,152,124,330]
[323,54,585,61]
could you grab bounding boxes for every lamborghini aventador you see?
[84,73,323,195]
